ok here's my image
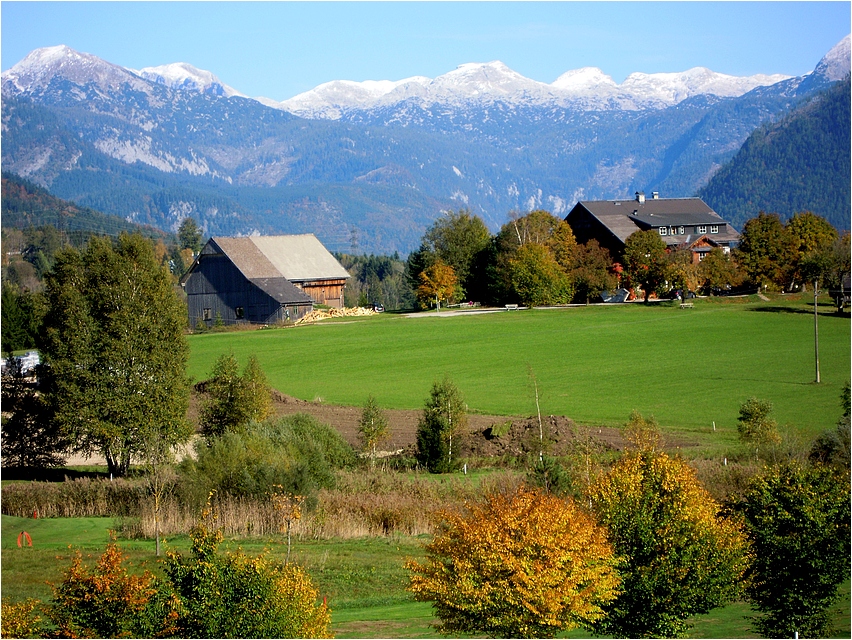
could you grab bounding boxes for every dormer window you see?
[679,226,685,235]
[710,225,719,234]
[659,227,668,236]
[697,225,707,234]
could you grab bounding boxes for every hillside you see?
[1,172,166,239]
[699,77,851,230]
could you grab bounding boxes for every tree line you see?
[400,207,849,310]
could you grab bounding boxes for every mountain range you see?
[1,36,849,254]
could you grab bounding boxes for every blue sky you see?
[2,2,849,101]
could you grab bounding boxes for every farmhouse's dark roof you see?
[211,234,350,283]
[568,197,739,247]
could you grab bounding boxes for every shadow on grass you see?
[750,305,849,317]
[1,466,110,482]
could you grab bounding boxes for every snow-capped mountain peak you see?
[1,44,149,94]
[814,34,851,81]
[134,62,244,97]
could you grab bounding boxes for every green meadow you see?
[188,295,851,448]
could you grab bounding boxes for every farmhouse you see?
[182,234,350,326]
[565,192,740,262]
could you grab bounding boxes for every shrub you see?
[179,413,355,506]
[162,523,331,638]
[407,485,620,638]
[49,542,177,638]
[1,599,46,638]
[737,397,781,455]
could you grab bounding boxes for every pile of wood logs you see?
[295,307,376,324]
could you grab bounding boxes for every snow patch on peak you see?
[135,62,244,97]
[552,67,616,91]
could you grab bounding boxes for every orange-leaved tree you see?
[406,485,621,638]
[416,259,458,310]
[588,424,749,638]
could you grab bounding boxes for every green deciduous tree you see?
[1,363,68,468]
[570,239,617,304]
[588,441,749,638]
[199,353,273,440]
[698,247,744,293]
[493,210,577,304]
[181,414,354,502]
[39,233,191,477]
[422,209,492,301]
[508,242,573,306]
[621,230,669,302]
[358,394,390,469]
[733,462,851,638]
[415,376,467,473]
[786,211,839,288]
[1,283,46,354]
[735,212,797,290]
[407,485,621,638]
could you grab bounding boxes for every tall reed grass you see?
[118,469,525,540]
[1,477,145,518]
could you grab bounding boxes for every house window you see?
[697,225,707,234]
[710,225,719,234]
[235,307,245,320]
[659,227,668,236]
[679,226,685,235]
[203,308,212,321]
[698,253,706,261]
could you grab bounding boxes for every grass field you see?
[3,516,849,638]
[188,295,850,447]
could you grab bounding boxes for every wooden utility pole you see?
[814,279,821,384]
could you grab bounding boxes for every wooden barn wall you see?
[185,255,310,325]
[299,279,347,308]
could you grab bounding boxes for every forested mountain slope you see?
[700,77,851,231]
[1,172,165,239]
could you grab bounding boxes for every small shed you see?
[182,234,350,326]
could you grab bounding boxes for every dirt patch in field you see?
[68,388,690,467]
[266,389,629,457]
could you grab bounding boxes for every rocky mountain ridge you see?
[1,37,848,254]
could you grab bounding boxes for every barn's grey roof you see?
[571,197,739,246]
[248,278,313,305]
[209,234,350,283]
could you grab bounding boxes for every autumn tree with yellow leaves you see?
[588,420,749,638]
[407,485,621,638]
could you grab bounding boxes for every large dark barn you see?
[182,234,350,326]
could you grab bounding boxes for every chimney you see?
[652,191,659,200]
[635,191,645,204]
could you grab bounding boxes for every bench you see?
[680,302,694,309]
[505,304,519,311]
